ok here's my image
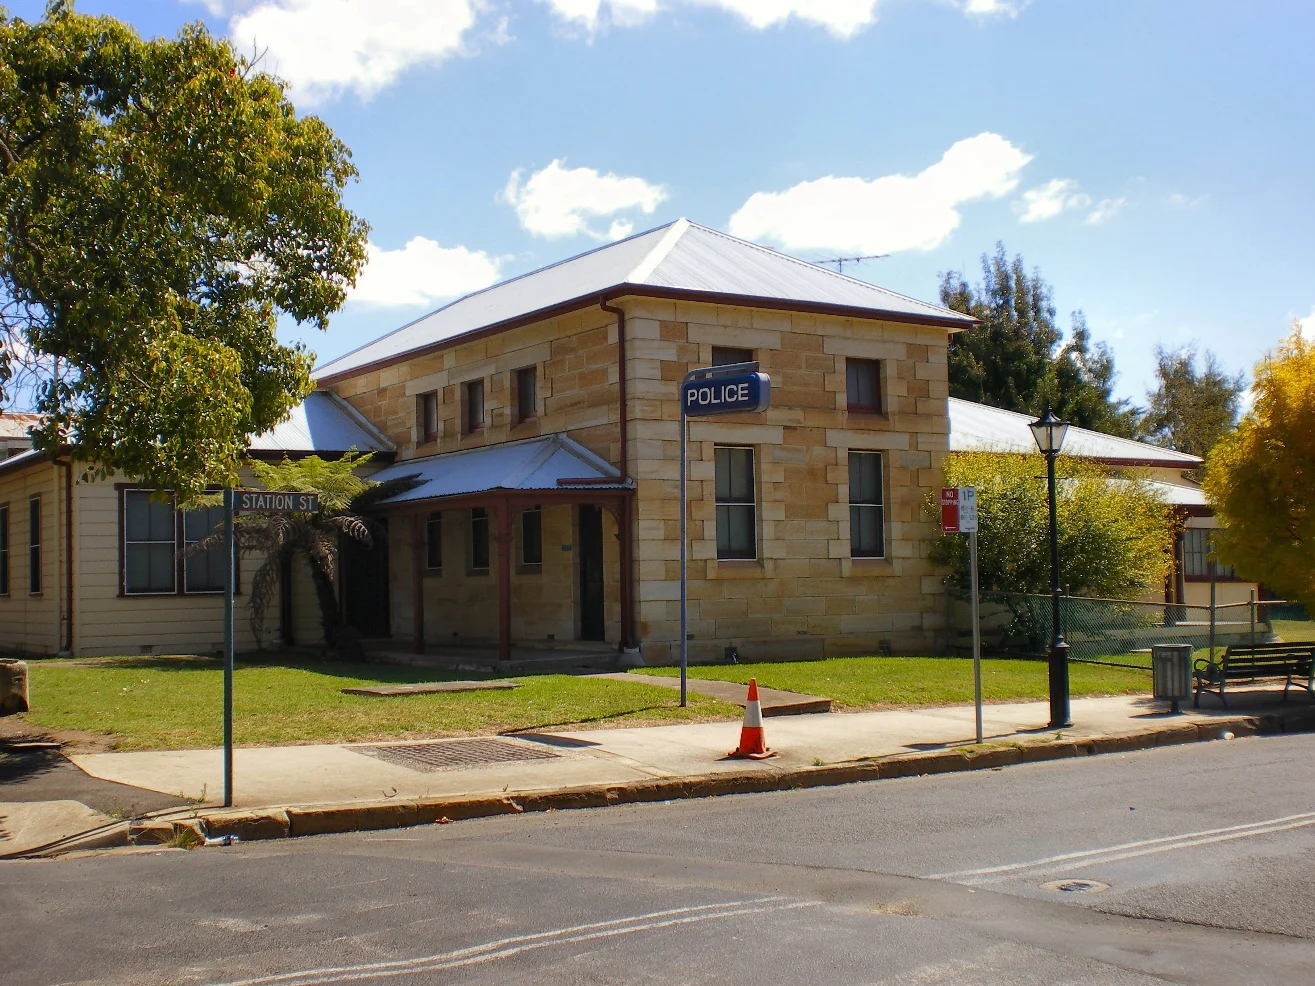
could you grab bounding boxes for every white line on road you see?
[927,810,1315,885]
[199,897,817,986]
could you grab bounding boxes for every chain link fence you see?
[949,591,1279,666]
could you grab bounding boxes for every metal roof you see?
[315,219,974,380]
[367,433,628,505]
[949,398,1203,467]
[248,390,395,456]
[0,412,39,442]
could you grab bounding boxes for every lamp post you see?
[1029,407,1072,729]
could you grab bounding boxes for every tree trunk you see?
[0,659,30,715]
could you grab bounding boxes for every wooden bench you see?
[1193,642,1315,708]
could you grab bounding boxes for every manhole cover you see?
[351,738,560,772]
[1039,879,1110,894]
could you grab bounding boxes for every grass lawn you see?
[634,655,1150,710]
[16,655,740,751]
[1274,619,1315,642]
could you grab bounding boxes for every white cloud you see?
[689,0,881,38]
[537,0,661,32]
[727,132,1032,255]
[953,0,1027,15]
[1084,197,1128,225]
[1298,307,1315,341]
[1167,192,1207,209]
[502,160,668,240]
[348,237,502,307]
[1015,178,1091,223]
[229,0,479,105]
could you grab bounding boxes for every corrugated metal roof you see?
[249,390,395,455]
[0,412,40,442]
[367,433,627,505]
[949,398,1203,467]
[315,219,973,380]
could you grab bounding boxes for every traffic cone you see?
[729,678,776,759]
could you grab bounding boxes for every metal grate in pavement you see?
[350,738,561,772]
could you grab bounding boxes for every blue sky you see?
[11,0,1314,405]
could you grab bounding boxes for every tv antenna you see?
[813,254,889,274]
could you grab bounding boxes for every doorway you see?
[341,518,391,638]
[578,505,605,641]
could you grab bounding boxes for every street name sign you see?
[940,486,978,534]
[236,490,320,514]
[681,371,771,417]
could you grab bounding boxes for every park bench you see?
[1193,641,1315,708]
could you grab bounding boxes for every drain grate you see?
[351,738,561,772]
[1040,879,1110,895]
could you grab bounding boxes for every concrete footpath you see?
[8,692,1315,855]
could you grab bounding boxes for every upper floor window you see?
[715,446,756,560]
[0,504,9,597]
[28,495,41,595]
[846,358,882,413]
[712,346,754,367]
[426,512,443,571]
[465,379,485,434]
[515,367,537,424]
[521,505,543,567]
[848,452,885,559]
[417,391,439,444]
[1182,528,1236,579]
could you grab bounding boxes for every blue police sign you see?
[680,371,771,417]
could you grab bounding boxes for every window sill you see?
[424,567,443,577]
[467,567,490,577]
[517,563,543,575]
[848,557,896,576]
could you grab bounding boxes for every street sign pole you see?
[222,487,235,808]
[970,528,983,745]
[677,362,771,707]
[942,486,982,745]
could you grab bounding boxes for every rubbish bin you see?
[1151,644,1194,714]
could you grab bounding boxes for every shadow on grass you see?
[52,653,494,685]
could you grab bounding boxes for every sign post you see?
[941,487,982,744]
[678,363,771,706]
[221,489,322,807]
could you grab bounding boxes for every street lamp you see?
[1029,407,1072,729]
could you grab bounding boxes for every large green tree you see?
[1204,326,1314,606]
[940,244,1139,437]
[928,451,1175,598]
[1141,344,1246,459]
[0,4,368,500]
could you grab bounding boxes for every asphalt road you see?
[4,732,1315,985]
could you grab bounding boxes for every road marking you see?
[200,897,817,986]
[927,810,1315,885]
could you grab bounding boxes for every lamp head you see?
[1029,407,1070,455]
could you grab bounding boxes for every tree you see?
[1142,345,1246,458]
[940,244,1139,437]
[0,4,368,500]
[928,451,1175,598]
[1204,326,1315,606]
[210,453,418,655]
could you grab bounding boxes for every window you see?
[1182,528,1235,579]
[183,504,227,592]
[712,346,754,367]
[515,367,537,424]
[426,512,442,570]
[714,446,756,560]
[465,379,485,434]
[848,452,885,559]
[123,490,177,594]
[0,504,9,596]
[470,507,490,571]
[28,495,41,594]
[521,505,542,567]
[417,391,439,443]
[846,358,882,413]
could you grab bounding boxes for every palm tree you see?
[193,452,419,657]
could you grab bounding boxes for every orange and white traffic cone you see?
[729,678,776,759]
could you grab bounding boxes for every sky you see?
[8,0,1314,407]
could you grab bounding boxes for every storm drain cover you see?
[351,738,560,772]
[1040,879,1110,895]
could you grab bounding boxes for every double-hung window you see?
[28,495,41,594]
[123,490,176,594]
[1182,529,1235,579]
[846,358,882,413]
[521,506,542,567]
[465,380,485,434]
[0,504,9,596]
[715,446,756,560]
[848,452,885,559]
[515,367,537,424]
[426,513,443,571]
[417,391,439,444]
[712,346,754,367]
[183,503,227,592]
[470,507,490,572]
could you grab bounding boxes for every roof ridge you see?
[625,217,690,284]
[678,222,972,321]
